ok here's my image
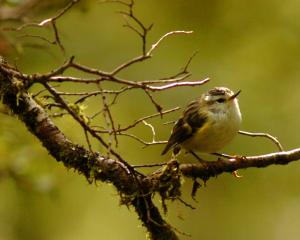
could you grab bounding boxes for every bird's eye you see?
[216,98,226,103]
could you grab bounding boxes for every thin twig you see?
[132,162,167,168]
[50,20,65,54]
[163,120,176,125]
[110,30,193,75]
[117,133,167,146]
[147,30,193,56]
[143,120,157,143]
[49,76,104,84]
[112,107,180,132]
[17,34,55,45]
[97,83,118,148]
[42,82,126,164]
[146,78,210,91]
[144,90,162,114]
[84,129,93,152]
[104,1,194,76]
[4,0,79,53]
[177,197,196,210]
[181,50,199,73]
[238,130,283,151]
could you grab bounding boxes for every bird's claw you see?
[232,170,243,178]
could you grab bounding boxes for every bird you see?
[161,87,242,157]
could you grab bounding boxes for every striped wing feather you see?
[161,99,207,155]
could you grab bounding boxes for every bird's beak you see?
[229,90,241,101]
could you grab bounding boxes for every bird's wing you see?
[161,99,207,155]
[161,117,192,155]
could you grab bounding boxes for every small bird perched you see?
[161,87,242,156]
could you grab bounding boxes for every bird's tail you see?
[161,143,172,155]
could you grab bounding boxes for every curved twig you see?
[238,130,284,151]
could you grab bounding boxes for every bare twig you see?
[48,74,209,91]
[163,120,176,125]
[110,30,193,75]
[97,83,118,148]
[117,133,167,146]
[111,55,150,75]
[17,34,56,45]
[84,129,93,152]
[102,0,194,77]
[3,0,80,53]
[50,20,65,54]
[148,30,193,56]
[144,90,162,114]
[177,197,196,210]
[42,82,126,163]
[98,106,180,133]
[181,50,199,74]
[146,78,210,91]
[238,130,283,151]
[132,162,167,168]
[74,87,132,104]
[39,0,79,24]
[143,120,158,143]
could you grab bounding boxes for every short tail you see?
[161,144,171,155]
[161,144,182,155]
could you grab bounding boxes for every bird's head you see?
[202,87,241,114]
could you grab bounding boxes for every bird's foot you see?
[212,153,246,178]
[189,151,206,163]
[213,153,246,161]
[232,170,243,178]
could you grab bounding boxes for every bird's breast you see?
[181,106,241,153]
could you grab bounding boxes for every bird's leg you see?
[212,152,246,160]
[172,146,181,157]
[232,170,242,178]
[212,152,245,178]
[189,151,206,164]
[212,152,235,159]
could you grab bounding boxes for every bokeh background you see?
[1,0,300,239]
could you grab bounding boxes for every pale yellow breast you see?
[181,102,241,153]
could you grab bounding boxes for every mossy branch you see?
[0,62,179,240]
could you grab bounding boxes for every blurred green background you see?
[1,0,300,239]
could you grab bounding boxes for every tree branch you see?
[0,62,178,240]
[1,1,299,239]
[2,57,300,239]
[179,148,300,181]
